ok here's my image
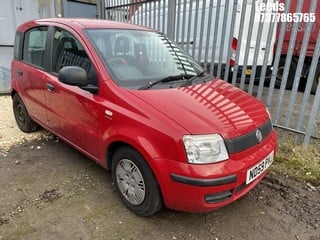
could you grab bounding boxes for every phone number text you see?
[255,13,316,23]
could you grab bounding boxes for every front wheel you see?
[12,94,39,133]
[111,146,163,216]
[311,66,320,95]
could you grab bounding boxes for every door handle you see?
[46,83,55,92]
[17,69,23,76]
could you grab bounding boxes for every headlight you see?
[183,134,229,164]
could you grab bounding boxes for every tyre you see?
[12,94,39,133]
[311,66,320,95]
[112,146,163,216]
[276,57,297,89]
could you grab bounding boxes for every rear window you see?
[22,26,48,68]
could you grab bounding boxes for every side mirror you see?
[58,66,88,87]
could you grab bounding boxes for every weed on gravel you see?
[271,142,320,186]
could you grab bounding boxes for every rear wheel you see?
[276,57,297,89]
[12,94,39,133]
[111,146,162,216]
[311,66,320,94]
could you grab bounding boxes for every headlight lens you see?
[183,134,229,164]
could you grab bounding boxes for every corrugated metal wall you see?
[104,0,320,145]
[0,0,41,94]
[0,0,98,94]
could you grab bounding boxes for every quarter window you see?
[22,27,48,68]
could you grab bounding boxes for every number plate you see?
[246,151,274,184]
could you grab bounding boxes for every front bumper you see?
[148,130,277,213]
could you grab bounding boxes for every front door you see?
[44,27,104,160]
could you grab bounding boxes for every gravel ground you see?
[0,95,46,154]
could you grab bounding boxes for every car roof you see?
[17,18,154,32]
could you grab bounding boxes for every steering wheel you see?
[108,57,127,65]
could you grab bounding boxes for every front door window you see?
[52,28,97,86]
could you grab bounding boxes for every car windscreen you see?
[85,29,204,89]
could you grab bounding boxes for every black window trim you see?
[14,31,23,60]
[44,25,54,72]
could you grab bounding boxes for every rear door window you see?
[22,27,48,68]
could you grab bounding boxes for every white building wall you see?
[0,0,97,93]
[0,0,40,93]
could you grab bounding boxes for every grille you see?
[225,119,273,154]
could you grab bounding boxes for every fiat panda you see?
[11,18,277,216]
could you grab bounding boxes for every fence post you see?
[167,0,176,39]
[99,0,106,19]
[54,0,63,17]
[303,30,320,146]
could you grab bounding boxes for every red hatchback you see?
[11,18,277,216]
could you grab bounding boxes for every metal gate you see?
[103,0,320,145]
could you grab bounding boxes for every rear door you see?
[12,26,49,125]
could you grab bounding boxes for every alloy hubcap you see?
[116,159,145,205]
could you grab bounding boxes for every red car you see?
[11,18,277,216]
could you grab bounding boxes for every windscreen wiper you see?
[139,74,193,90]
[180,71,209,87]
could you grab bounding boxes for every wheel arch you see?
[105,141,131,171]
[103,125,181,171]
[11,89,17,98]
[105,140,165,204]
[109,142,164,216]
[105,139,158,174]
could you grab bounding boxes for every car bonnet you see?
[129,79,270,140]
